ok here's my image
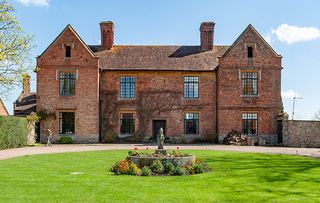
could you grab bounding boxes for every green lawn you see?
[0,150,319,202]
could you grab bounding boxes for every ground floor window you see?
[242,113,258,135]
[184,113,199,134]
[59,112,75,134]
[120,113,135,134]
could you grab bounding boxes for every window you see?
[59,72,75,95]
[242,113,258,135]
[120,113,135,134]
[247,46,253,58]
[65,46,71,58]
[184,113,199,134]
[241,72,258,95]
[120,76,135,98]
[184,76,199,98]
[59,112,75,134]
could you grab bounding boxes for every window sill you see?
[119,98,136,100]
[60,94,76,97]
[59,134,74,136]
[241,95,259,98]
[184,97,199,100]
[183,134,200,136]
[119,133,134,139]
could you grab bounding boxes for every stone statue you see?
[157,128,165,149]
[46,129,52,146]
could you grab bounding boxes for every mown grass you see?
[0,150,319,202]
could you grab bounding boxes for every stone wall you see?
[283,118,320,148]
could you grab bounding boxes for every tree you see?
[314,110,320,120]
[0,0,33,95]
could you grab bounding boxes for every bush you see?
[189,163,205,174]
[141,166,152,176]
[174,166,185,176]
[109,159,130,175]
[150,160,164,174]
[164,161,176,174]
[58,136,73,144]
[104,129,118,143]
[128,163,141,176]
[0,116,28,150]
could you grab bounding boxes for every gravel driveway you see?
[0,144,319,160]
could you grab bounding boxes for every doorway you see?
[152,120,166,142]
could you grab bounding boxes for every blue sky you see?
[3,0,320,119]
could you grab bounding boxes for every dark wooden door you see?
[152,120,166,141]
[277,120,283,144]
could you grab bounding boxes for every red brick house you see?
[36,21,282,144]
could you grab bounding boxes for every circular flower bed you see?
[109,148,210,176]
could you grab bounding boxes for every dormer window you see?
[247,46,253,58]
[65,46,71,58]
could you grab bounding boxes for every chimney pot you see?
[200,22,215,51]
[100,21,114,50]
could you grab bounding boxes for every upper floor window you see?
[120,113,135,134]
[65,46,71,58]
[247,46,253,58]
[120,76,135,98]
[184,113,199,135]
[59,112,75,134]
[241,72,258,96]
[184,76,199,98]
[242,113,258,135]
[60,72,75,96]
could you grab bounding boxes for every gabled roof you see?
[90,45,230,71]
[37,24,96,58]
[222,24,282,58]
[0,98,9,116]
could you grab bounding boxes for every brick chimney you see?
[200,22,215,51]
[22,74,30,94]
[100,21,114,50]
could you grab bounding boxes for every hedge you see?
[0,115,28,150]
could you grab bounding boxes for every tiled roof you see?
[13,92,37,117]
[89,45,229,71]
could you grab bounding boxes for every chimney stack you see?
[22,74,30,94]
[100,21,114,50]
[200,22,215,51]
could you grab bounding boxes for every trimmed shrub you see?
[164,161,176,174]
[128,163,141,176]
[141,166,152,176]
[0,116,28,150]
[58,136,73,144]
[150,160,164,174]
[174,166,185,176]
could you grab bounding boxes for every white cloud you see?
[271,24,320,44]
[281,90,301,99]
[16,0,49,7]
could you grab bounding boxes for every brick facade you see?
[36,22,282,144]
[217,26,282,144]
[36,25,99,143]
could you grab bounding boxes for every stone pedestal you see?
[155,149,167,155]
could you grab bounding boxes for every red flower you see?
[146,147,149,150]
[134,147,138,150]
[177,147,180,150]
